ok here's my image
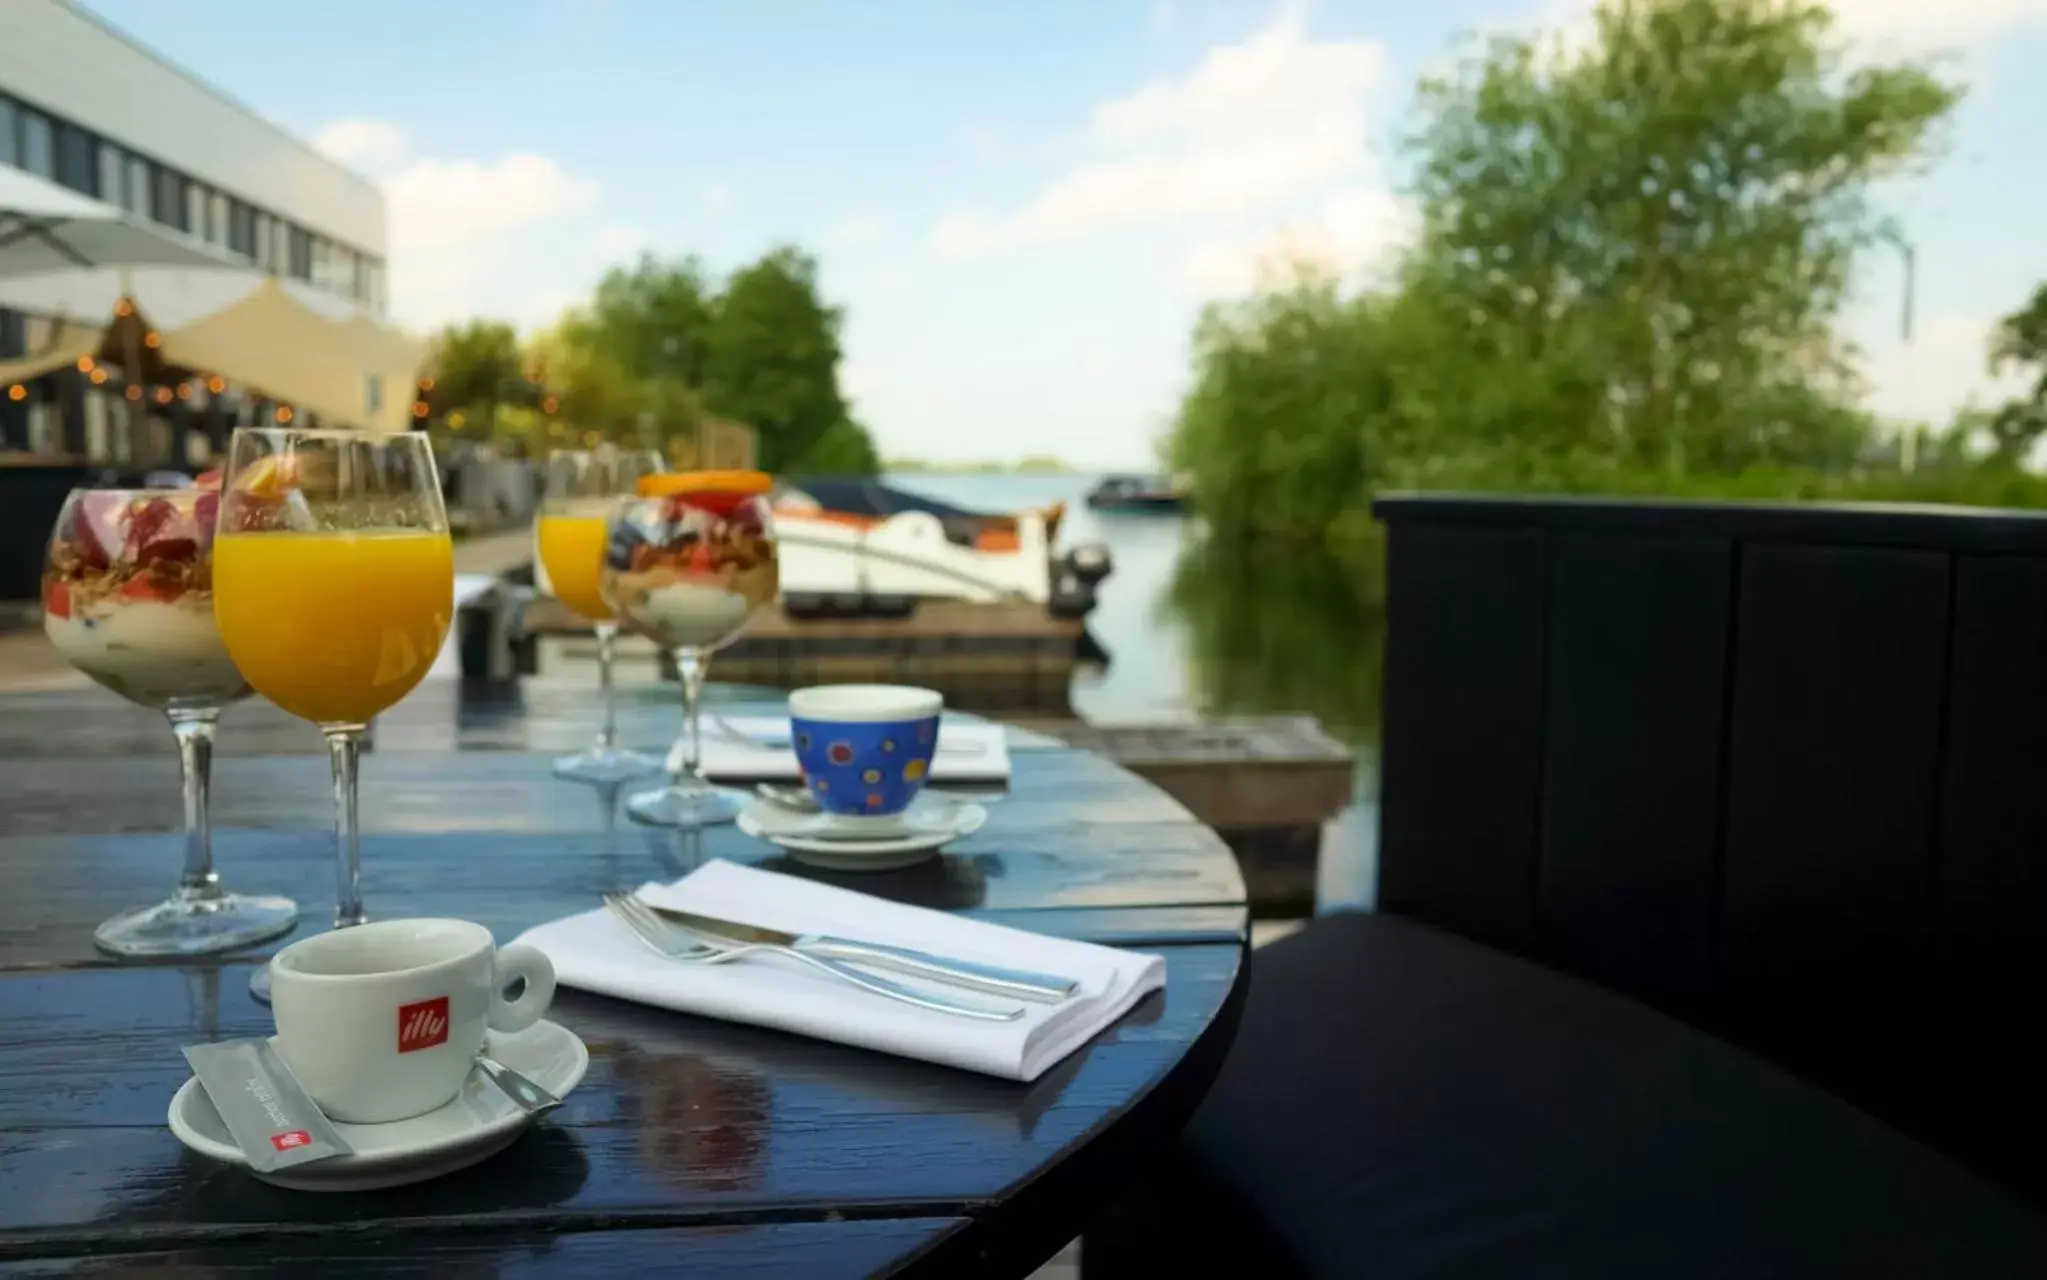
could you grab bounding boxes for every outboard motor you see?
[1063,543,1113,587]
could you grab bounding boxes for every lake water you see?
[885,472,1380,911]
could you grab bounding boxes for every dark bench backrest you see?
[1375,493,2047,1200]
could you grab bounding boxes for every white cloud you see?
[311,118,410,176]
[931,12,1388,257]
[1856,310,2026,424]
[311,119,606,330]
[591,225,652,263]
[1179,184,1415,295]
[1828,0,2047,52]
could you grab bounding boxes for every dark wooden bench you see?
[1087,496,2047,1277]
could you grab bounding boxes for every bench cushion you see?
[1093,912,2047,1278]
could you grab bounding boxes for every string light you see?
[142,332,162,350]
[206,375,226,394]
[176,383,191,401]
[114,299,134,318]
[124,386,141,401]
[420,376,435,391]
[153,386,173,405]
[75,356,94,373]
[88,369,108,385]
[6,385,25,403]
[411,401,430,419]
[275,405,295,424]
[542,396,560,414]
[447,411,466,430]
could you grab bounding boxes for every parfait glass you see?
[212,429,453,999]
[604,471,779,828]
[537,446,666,783]
[42,486,299,955]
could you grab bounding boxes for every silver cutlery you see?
[476,1054,563,1115]
[602,893,1026,1022]
[641,901,1079,1004]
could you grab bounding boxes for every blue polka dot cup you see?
[789,684,944,832]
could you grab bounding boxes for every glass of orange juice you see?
[537,447,664,784]
[212,428,452,994]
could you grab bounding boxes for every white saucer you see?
[737,795,989,869]
[168,1019,589,1192]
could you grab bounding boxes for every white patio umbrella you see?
[0,166,240,278]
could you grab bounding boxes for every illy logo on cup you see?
[270,1129,313,1151]
[397,996,451,1053]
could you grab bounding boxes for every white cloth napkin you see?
[696,716,1011,783]
[514,860,1164,1081]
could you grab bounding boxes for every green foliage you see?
[786,418,882,474]
[701,248,850,471]
[1169,0,1970,536]
[429,246,870,474]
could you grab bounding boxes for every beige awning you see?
[157,279,425,432]
[0,313,100,385]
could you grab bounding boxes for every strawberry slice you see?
[74,492,129,571]
[138,536,197,568]
[194,469,223,491]
[42,579,71,621]
[194,491,220,551]
[126,497,177,557]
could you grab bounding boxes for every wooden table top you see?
[0,677,1250,1278]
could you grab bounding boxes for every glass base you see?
[94,891,298,958]
[249,959,272,1005]
[554,745,663,785]
[626,781,747,829]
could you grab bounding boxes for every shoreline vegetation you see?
[884,457,1078,475]
[1165,0,2047,544]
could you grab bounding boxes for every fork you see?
[601,893,1025,1022]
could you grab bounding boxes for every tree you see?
[1167,0,1963,530]
[1985,283,2047,465]
[703,246,850,471]
[784,418,881,474]
[1405,0,1955,474]
[427,320,529,442]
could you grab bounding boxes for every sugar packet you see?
[183,1038,352,1171]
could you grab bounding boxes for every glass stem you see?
[675,647,707,784]
[324,724,368,928]
[594,621,619,751]
[168,708,223,901]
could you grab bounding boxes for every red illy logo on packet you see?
[397,996,450,1053]
[270,1130,312,1151]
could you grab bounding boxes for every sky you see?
[80,0,2047,466]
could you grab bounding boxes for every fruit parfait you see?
[43,483,249,710]
[40,481,296,957]
[603,470,779,828]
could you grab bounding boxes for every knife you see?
[642,904,1080,1004]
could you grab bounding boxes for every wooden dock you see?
[1036,716,1357,917]
[521,595,1087,714]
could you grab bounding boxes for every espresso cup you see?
[269,919,555,1125]
[789,684,944,832]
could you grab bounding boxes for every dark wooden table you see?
[0,677,1249,1278]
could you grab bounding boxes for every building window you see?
[98,143,124,208]
[54,123,98,196]
[227,200,255,258]
[288,226,312,281]
[20,108,55,179]
[0,97,17,168]
[125,156,149,217]
[151,167,188,231]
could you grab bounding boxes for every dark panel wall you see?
[1375,494,2047,1202]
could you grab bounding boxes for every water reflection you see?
[1164,530,1387,745]
[613,1043,772,1192]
